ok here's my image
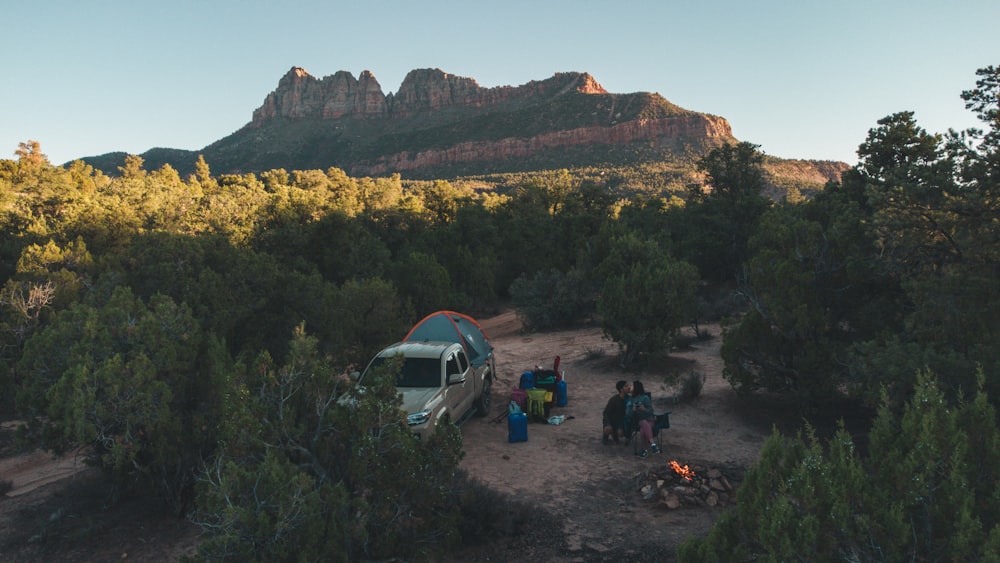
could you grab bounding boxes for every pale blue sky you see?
[3,0,997,167]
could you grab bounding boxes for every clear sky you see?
[3,0,997,167]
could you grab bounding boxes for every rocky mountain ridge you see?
[251,67,611,122]
[78,66,847,190]
[202,66,739,177]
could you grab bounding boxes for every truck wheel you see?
[474,376,492,417]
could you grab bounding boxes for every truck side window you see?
[446,354,461,378]
[457,350,469,373]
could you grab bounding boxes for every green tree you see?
[358,174,404,214]
[14,237,94,307]
[845,70,1000,404]
[193,154,216,190]
[290,211,391,285]
[510,267,595,330]
[416,179,469,224]
[391,251,464,318]
[121,233,267,352]
[0,237,97,409]
[678,370,1000,561]
[434,203,502,310]
[677,141,771,282]
[14,140,48,177]
[721,66,1000,407]
[16,287,230,511]
[597,234,698,366]
[493,180,566,292]
[194,326,464,561]
[117,154,147,179]
[192,172,269,245]
[330,277,413,366]
[720,194,902,401]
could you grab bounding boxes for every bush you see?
[15,287,230,513]
[593,233,700,367]
[678,370,706,401]
[194,326,466,562]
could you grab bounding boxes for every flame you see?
[669,460,696,481]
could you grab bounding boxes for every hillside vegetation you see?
[1,65,998,561]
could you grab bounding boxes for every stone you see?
[641,484,656,500]
[661,494,681,509]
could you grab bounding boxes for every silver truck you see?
[359,340,493,439]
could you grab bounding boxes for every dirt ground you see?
[0,310,780,562]
[449,312,771,562]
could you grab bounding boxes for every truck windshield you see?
[369,356,441,388]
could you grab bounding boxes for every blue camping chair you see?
[626,393,671,454]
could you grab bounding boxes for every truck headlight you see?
[407,410,432,426]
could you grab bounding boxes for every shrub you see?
[678,370,706,401]
[194,326,466,561]
[584,346,606,361]
[597,236,698,367]
[510,267,595,331]
[15,287,230,513]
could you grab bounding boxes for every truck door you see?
[446,349,473,417]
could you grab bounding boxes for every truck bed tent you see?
[403,310,493,368]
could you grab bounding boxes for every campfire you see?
[638,461,744,510]
[669,460,696,481]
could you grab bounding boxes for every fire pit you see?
[638,461,744,510]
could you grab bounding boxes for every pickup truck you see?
[358,340,494,439]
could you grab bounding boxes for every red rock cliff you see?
[246,66,739,177]
[252,67,610,123]
[352,114,733,176]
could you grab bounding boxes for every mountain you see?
[78,66,847,189]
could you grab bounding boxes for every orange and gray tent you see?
[403,310,493,368]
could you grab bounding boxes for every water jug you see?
[508,411,528,442]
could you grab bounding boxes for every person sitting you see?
[602,380,631,445]
[627,380,659,458]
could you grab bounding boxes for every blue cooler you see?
[508,411,528,442]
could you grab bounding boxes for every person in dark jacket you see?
[602,380,631,444]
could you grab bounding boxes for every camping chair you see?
[652,411,670,446]
[627,393,671,455]
[630,411,671,455]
